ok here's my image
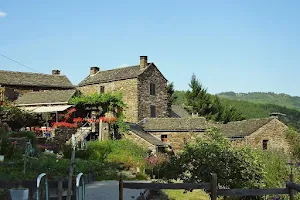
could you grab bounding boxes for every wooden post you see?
[99,119,102,141]
[57,180,63,200]
[211,173,217,200]
[66,149,75,200]
[289,173,294,200]
[119,172,123,200]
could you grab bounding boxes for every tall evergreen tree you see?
[186,74,212,116]
[167,82,177,116]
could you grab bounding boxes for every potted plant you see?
[9,188,29,200]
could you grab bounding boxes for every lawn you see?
[162,189,210,200]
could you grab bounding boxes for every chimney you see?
[52,70,60,75]
[90,66,100,75]
[140,56,148,70]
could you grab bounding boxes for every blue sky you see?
[0,1,299,96]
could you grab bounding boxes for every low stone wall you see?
[46,128,77,151]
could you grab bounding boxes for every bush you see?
[86,139,147,170]
[163,128,263,188]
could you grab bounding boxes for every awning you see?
[21,105,73,113]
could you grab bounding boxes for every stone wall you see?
[244,118,289,152]
[149,119,290,153]
[138,66,168,120]
[125,131,156,152]
[151,131,203,152]
[78,79,139,122]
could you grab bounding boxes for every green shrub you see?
[85,139,147,170]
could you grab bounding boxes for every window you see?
[161,135,168,142]
[150,83,156,95]
[150,105,156,118]
[100,86,105,94]
[262,140,268,150]
[33,88,40,92]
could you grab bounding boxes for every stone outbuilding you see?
[139,117,290,153]
[0,69,74,101]
[219,117,289,152]
[77,56,168,123]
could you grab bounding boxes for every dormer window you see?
[150,83,156,95]
[100,86,105,94]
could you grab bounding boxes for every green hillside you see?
[173,90,300,131]
[218,91,300,111]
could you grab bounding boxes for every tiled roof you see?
[15,89,76,105]
[0,70,74,88]
[78,65,148,86]
[128,123,166,146]
[218,118,274,138]
[143,117,210,131]
[170,105,190,118]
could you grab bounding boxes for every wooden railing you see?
[119,173,300,200]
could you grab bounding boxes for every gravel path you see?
[85,180,148,200]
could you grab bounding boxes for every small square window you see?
[262,140,268,150]
[150,105,156,118]
[100,86,105,94]
[150,83,156,95]
[161,135,168,142]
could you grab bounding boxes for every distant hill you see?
[217,92,300,111]
[173,90,300,130]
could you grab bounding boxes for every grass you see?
[162,189,210,200]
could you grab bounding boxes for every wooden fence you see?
[119,173,300,200]
[0,173,95,200]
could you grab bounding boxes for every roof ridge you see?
[0,69,67,77]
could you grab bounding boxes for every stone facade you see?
[148,118,290,153]
[151,131,203,152]
[138,66,168,121]
[78,78,139,122]
[77,57,168,123]
[125,131,157,152]
[243,118,289,152]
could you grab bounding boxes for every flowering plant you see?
[52,122,77,128]
[99,116,117,123]
[73,117,84,123]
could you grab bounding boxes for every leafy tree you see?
[163,128,264,188]
[0,105,36,131]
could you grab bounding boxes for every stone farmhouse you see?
[136,116,289,153]
[0,56,291,154]
[0,69,74,102]
[77,56,168,123]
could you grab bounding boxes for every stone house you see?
[140,117,290,153]
[78,56,168,123]
[219,117,289,152]
[0,69,74,101]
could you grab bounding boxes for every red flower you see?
[52,122,77,128]
[73,117,83,123]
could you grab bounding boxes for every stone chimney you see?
[140,56,148,70]
[90,66,100,75]
[52,70,60,75]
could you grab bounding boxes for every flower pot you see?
[0,155,4,162]
[9,188,29,200]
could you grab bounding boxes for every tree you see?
[163,128,264,188]
[186,74,212,116]
[167,82,177,116]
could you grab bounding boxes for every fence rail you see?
[120,173,299,200]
